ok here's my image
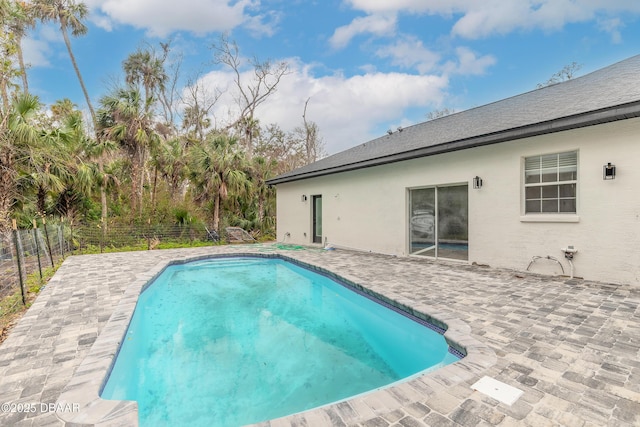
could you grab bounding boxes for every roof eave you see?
[267,101,640,186]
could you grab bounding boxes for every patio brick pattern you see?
[0,245,638,426]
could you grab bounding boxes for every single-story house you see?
[267,55,640,284]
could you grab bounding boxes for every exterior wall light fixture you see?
[603,163,616,180]
[301,195,308,202]
[473,176,483,189]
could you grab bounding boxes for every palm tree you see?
[89,135,117,223]
[189,134,249,232]
[19,127,69,214]
[123,49,167,112]
[50,98,77,122]
[98,86,158,217]
[31,1,118,225]
[249,156,277,227]
[151,136,188,204]
[0,93,42,231]
[236,116,260,158]
[0,0,20,113]
[5,0,36,94]
[32,0,96,125]
[182,105,211,145]
[122,48,167,209]
[51,108,100,221]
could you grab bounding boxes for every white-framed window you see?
[524,151,577,214]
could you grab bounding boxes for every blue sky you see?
[24,0,640,154]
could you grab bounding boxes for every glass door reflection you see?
[409,185,468,260]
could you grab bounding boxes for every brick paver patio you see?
[0,245,638,426]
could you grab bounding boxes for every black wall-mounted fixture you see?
[301,195,308,202]
[603,163,616,180]
[473,176,483,189]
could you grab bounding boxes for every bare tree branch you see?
[537,62,582,88]
[300,97,324,164]
[426,107,455,121]
[210,34,290,157]
[182,73,224,143]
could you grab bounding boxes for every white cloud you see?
[375,36,440,74]
[344,0,460,15]
[372,40,494,77]
[243,10,283,38]
[22,25,63,69]
[450,1,593,39]
[87,0,263,37]
[597,17,624,43]
[88,14,114,32]
[39,24,63,43]
[443,47,496,76]
[196,59,448,153]
[329,14,397,49]
[21,38,51,68]
[344,0,640,40]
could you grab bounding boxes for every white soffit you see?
[471,376,524,406]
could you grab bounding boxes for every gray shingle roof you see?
[268,55,640,185]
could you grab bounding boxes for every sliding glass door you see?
[409,187,436,256]
[409,185,468,260]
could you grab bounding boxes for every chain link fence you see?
[69,221,220,253]
[1,221,227,322]
[1,222,69,319]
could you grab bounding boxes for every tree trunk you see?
[138,146,146,216]
[1,73,9,114]
[37,186,46,214]
[245,124,253,159]
[99,158,108,231]
[0,188,12,233]
[60,21,107,227]
[61,21,96,125]
[258,193,265,223]
[130,154,140,217]
[169,176,179,203]
[213,193,220,232]
[0,142,14,231]
[17,43,29,95]
[151,164,158,214]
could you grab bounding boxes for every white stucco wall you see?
[275,118,640,284]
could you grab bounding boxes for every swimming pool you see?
[101,256,460,426]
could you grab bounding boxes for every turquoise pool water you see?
[101,257,459,426]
